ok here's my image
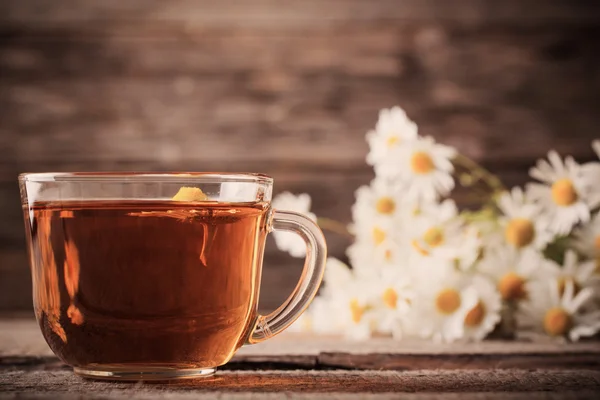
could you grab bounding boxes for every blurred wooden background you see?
[1,0,599,312]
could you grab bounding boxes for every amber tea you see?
[26,200,269,370]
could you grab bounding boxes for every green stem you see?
[317,217,354,239]
[453,153,506,200]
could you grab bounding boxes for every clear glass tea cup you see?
[18,172,326,380]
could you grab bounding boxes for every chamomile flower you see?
[375,136,456,202]
[479,246,555,304]
[407,199,480,269]
[527,151,600,235]
[321,257,355,297]
[371,267,414,339]
[330,283,377,340]
[520,279,600,341]
[551,250,598,296]
[347,178,416,271]
[452,227,482,271]
[408,198,458,245]
[295,259,354,335]
[346,239,407,276]
[272,192,317,258]
[352,178,407,224]
[348,211,399,268]
[318,258,377,340]
[404,269,478,343]
[285,106,600,343]
[366,106,418,166]
[571,212,600,270]
[291,296,339,334]
[462,276,502,341]
[497,187,554,251]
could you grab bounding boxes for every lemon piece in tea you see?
[172,187,209,201]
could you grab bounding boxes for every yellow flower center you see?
[382,288,398,309]
[464,301,486,327]
[386,136,399,147]
[372,227,386,246]
[376,197,396,215]
[435,288,461,315]
[543,307,572,336]
[498,272,527,301]
[350,299,365,324]
[557,276,580,296]
[424,227,444,247]
[551,178,578,206]
[410,151,435,175]
[505,218,535,248]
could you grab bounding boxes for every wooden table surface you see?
[1,317,600,399]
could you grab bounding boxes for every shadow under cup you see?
[19,173,326,380]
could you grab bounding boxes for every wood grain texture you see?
[1,0,600,311]
[2,369,600,396]
[7,345,600,373]
[316,351,600,371]
[2,318,600,398]
[1,0,600,27]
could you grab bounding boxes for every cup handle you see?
[247,210,327,344]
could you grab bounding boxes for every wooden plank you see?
[1,369,599,397]
[317,351,600,371]
[2,321,600,398]
[1,0,599,28]
[0,251,31,311]
[1,27,598,166]
[0,392,597,400]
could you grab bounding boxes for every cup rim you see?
[18,172,274,184]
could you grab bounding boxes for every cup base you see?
[74,365,217,381]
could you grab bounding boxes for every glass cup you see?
[18,172,326,380]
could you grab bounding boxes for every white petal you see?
[565,287,594,314]
[460,286,479,312]
[574,203,591,224]
[530,159,552,183]
[569,321,600,341]
[548,151,565,176]
[564,156,579,173]
[593,140,600,159]
[549,279,561,305]
[561,279,575,306]
[563,250,577,272]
